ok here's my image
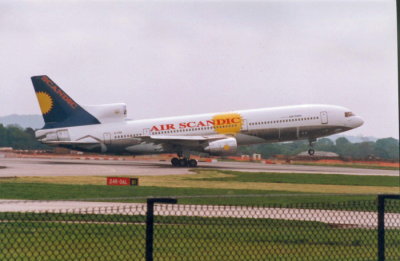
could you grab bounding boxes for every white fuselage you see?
[35,104,363,155]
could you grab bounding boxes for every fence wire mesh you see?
[384,199,400,261]
[0,199,399,260]
[0,204,147,260]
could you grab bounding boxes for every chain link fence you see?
[0,196,399,260]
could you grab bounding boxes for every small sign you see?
[107,177,139,186]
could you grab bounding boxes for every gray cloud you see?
[0,0,397,138]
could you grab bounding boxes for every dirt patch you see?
[0,176,105,185]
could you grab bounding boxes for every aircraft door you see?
[56,129,70,141]
[103,132,111,144]
[320,111,328,124]
[143,128,150,136]
[241,119,248,131]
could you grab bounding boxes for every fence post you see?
[377,195,400,261]
[146,198,178,261]
[377,195,385,261]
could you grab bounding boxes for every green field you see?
[1,170,399,260]
[0,169,399,209]
[194,170,399,187]
[1,214,399,261]
[292,162,399,171]
[0,182,378,207]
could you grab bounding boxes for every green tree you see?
[0,125,50,150]
[335,137,352,158]
[239,137,399,161]
[315,138,336,152]
[374,138,399,160]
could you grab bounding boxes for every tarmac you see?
[0,157,398,177]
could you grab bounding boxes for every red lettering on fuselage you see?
[150,126,160,132]
[150,117,241,132]
[187,122,196,128]
[215,119,226,125]
[197,121,206,127]
[231,118,240,124]
[165,124,175,130]
[151,124,175,131]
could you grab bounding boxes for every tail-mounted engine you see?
[83,103,127,123]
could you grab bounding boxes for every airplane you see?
[31,75,364,167]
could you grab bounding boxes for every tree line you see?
[238,137,399,161]
[0,124,49,150]
[0,124,398,161]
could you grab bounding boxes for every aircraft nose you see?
[346,116,364,129]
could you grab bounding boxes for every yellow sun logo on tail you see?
[36,92,53,115]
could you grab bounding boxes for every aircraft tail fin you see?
[31,75,100,129]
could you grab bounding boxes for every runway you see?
[0,157,398,177]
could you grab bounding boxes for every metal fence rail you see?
[0,197,399,260]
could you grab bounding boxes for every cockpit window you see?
[345,112,355,117]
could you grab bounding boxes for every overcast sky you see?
[0,0,398,138]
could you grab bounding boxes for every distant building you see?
[0,147,14,158]
[252,153,262,161]
[54,147,72,154]
[241,155,250,160]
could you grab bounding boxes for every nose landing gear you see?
[308,138,316,156]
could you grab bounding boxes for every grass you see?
[141,170,400,194]
[292,162,399,171]
[1,169,399,260]
[0,182,397,211]
[196,170,399,187]
[1,215,399,260]
[1,167,399,260]
[0,169,399,208]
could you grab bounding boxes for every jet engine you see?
[204,137,237,155]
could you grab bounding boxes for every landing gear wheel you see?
[188,159,198,168]
[308,148,315,156]
[179,158,188,167]
[171,158,180,167]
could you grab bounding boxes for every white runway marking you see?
[1,200,399,229]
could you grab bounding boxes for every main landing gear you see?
[308,138,316,156]
[171,152,198,167]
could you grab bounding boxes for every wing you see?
[42,140,99,145]
[141,134,230,150]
